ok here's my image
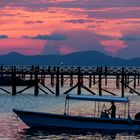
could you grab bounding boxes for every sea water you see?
[0,86,140,140]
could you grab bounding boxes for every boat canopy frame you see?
[64,94,130,118]
[66,94,129,103]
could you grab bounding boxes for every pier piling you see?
[56,67,60,96]
[98,67,102,96]
[0,65,140,97]
[34,70,39,96]
[121,68,125,97]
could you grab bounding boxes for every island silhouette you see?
[0,51,140,66]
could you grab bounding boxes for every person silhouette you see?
[106,101,116,118]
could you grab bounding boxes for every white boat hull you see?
[13,109,140,131]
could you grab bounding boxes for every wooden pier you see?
[0,65,140,97]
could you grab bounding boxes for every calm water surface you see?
[0,87,140,140]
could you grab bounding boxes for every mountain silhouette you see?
[0,51,140,66]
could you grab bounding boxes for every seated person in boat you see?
[100,104,109,118]
[105,101,116,118]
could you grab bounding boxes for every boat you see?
[13,94,140,131]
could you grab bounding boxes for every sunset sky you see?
[0,0,140,58]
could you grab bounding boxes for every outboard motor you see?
[135,112,140,120]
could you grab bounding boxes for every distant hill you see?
[0,51,140,66]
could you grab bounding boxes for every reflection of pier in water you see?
[0,65,140,97]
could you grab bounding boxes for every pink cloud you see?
[115,30,140,58]
[0,38,46,55]
[42,30,108,55]
[0,0,140,58]
[101,40,126,54]
[59,45,75,54]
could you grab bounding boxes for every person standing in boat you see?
[106,101,116,118]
